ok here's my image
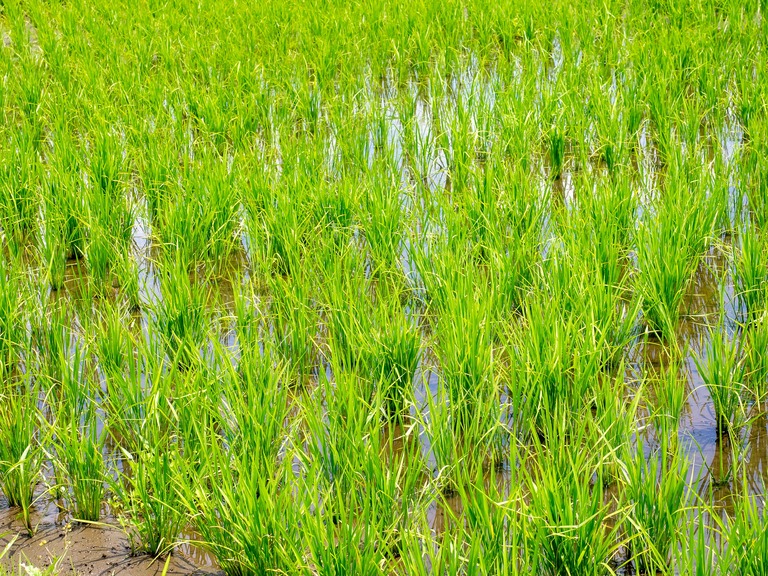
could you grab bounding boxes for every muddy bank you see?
[0,496,220,576]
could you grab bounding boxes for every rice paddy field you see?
[2,0,768,574]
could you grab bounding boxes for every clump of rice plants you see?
[693,321,747,439]
[0,378,44,534]
[267,271,318,384]
[522,414,626,576]
[300,391,428,574]
[361,160,406,275]
[93,301,133,379]
[635,184,715,339]
[422,376,502,495]
[622,442,690,574]
[720,476,768,574]
[0,1,767,573]
[0,257,27,378]
[111,423,186,557]
[369,284,421,418]
[50,406,106,523]
[648,356,689,442]
[593,371,642,485]
[433,274,495,434]
[319,249,374,372]
[151,254,209,370]
[179,349,299,575]
[0,132,39,253]
[743,311,768,405]
[733,224,768,323]
[153,150,241,269]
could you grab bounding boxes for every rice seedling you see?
[648,358,689,443]
[103,339,169,454]
[720,477,768,574]
[422,375,502,495]
[84,222,117,297]
[733,224,768,323]
[111,435,186,557]
[508,260,620,438]
[267,271,317,384]
[369,284,421,418]
[635,185,715,339]
[673,510,719,576]
[522,413,627,576]
[319,249,374,372]
[361,161,406,275]
[50,406,106,523]
[593,371,642,484]
[44,143,87,263]
[151,254,209,370]
[546,120,567,181]
[178,349,299,575]
[301,365,374,498]
[30,299,73,391]
[622,441,691,574]
[300,413,429,575]
[115,252,142,311]
[39,221,67,292]
[432,269,495,434]
[0,131,39,253]
[0,378,44,534]
[93,301,133,379]
[0,256,27,379]
[693,321,748,439]
[743,310,768,405]
[488,168,543,317]
[445,450,525,575]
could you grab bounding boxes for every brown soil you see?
[0,496,221,576]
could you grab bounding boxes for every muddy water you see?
[635,244,768,499]
[0,495,220,576]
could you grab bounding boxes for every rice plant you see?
[635,186,715,339]
[369,284,421,418]
[432,270,495,433]
[720,477,768,574]
[50,406,106,523]
[694,322,748,439]
[112,439,186,557]
[622,442,690,574]
[0,379,43,534]
[178,350,299,576]
[733,224,768,323]
[523,414,626,576]
[151,254,209,370]
[0,257,26,378]
[743,311,768,405]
